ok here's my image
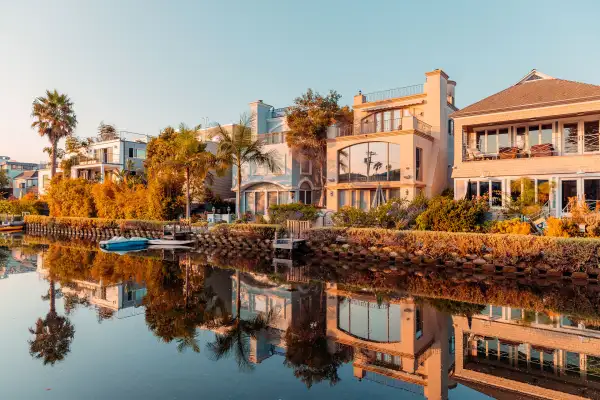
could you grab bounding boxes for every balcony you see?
[90,131,152,144]
[76,154,118,165]
[462,144,557,162]
[333,116,432,138]
[270,107,288,118]
[363,84,424,103]
[256,132,287,145]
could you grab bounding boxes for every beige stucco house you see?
[452,70,600,217]
[325,69,457,211]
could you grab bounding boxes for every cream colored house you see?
[325,69,457,211]
[452,70,600,217]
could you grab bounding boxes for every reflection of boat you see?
[99,248,145,256]
[99,237,148,251]
[146,244,194,250]
[148,239,195,247]
[0,221,24,232]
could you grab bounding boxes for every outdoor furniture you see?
[530,143,554,157]
[466,147,485,161]
[499,147,519,159]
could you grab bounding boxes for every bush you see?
[490,218,531,235]
[268,203,320,224]
[332,196,427,229]
[210,223,285,240]
[46,177,96,217]
[0,198,46,215]
[24,215,172,232]
[415,196,489,232]
[545,217,582,238]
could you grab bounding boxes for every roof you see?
[452,69,600,118]
[14,170,38,180]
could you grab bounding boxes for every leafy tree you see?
[31,90,77,177]
[0,169,9,193]
[28,279,75,366]
[43,146,65,163]
[286,89,352,206]
[213,114,280,219]
[98,121,118,141]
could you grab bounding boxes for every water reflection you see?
[2,235,600,399]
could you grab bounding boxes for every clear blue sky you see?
[2,0,600,163]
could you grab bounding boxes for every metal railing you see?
[361,118,402,134]
[415,119,432,135]
[77,154,117,165]
[91,131,152,144]
[257,132,287,145]
[271,108,288,118]
[363,84,424,103]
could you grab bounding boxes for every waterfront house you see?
[70,131,150,182]
[195,125,235,203]
[236,101,319,218]
[325,69,457,212]
[0,157,41,198]
[452,70,600,217]
[453,304,600,399]
[12,170,38,198]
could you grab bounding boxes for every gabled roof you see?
[14,170,38,180]
[452,69,600,118]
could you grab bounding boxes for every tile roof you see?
[14,170,38,180]
[452,75,600,118]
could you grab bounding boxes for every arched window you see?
[338,142,401,183]
[299,182,312,204]
[361,109,402,134]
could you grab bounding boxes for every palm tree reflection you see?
[28,279,75,366]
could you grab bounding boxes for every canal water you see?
[1,235,599,399]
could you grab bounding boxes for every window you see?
[135,149,146,159]
[299,182,312,205]
[415,147,423,181]
[338,190,348,208]
[491,181,502,206]
[361,110,402,134]
[515,127,526,149]
[584,121,600,152]
[337,296,401,343]
[245,192,255,213]
[415,305,423,339]
[128,148,134,158]
[278,191,288,205]
[448,119,454,136]
[42,175,50,189]
[255,192,265,215]
[479,181,489,199]
[562,180,577,210]
[267,192,278,210]
[300,159,311,175]
[339,142,401,183]
[563,123,579,154]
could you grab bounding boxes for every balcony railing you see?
[271,108,288,118]
[363,84,424,103]
[257,132,287,145]
[462,144,557,162]
[333,116,431,138]
[91,131,152,144]
[77,154,117,165]
[361,118,402,135]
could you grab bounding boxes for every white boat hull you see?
[148,239,195,246]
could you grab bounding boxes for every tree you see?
[0,169,9,195]
[28,279,75,366]
[213,114,280,219]
[31,90,77,178]
[286,89,352,206]
[98,121,118,141]
[168,123,218,220]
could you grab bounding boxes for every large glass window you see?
[338,190,348,208]
[339,142,401,183]
[540,124,553,145]
[498,128,510,149]
[479,181,489,199]
[529,125,540,147]
[245,192,255,213]
[515,127,526,149]
[563,123,579,154]
[584,121,600,152]
[562,180,578,210]
[255,192,265,215]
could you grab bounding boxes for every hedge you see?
[305,227,600,270]
[24,215,177,231]
[210,223,285,240]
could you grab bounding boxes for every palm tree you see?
[28,279,75,365]
[31,90,77,178]
[213,114,280,219]
[166,123,218,220]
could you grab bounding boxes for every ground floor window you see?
[338,188,403,210]
[298,182,312,205]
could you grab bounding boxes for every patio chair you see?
[530,143,554,157]
[466,148,484,161]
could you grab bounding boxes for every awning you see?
[363,98,425,112]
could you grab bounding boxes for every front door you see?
[561,180,577,211]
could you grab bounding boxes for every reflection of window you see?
[415,305,423,339]
[337,297,401,343]
[338,142,401,183]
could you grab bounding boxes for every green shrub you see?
[415,196,489,232]
[490,218,531,235]
[331,206,374,227]
[268,203,320,224]
[0,198,46,215]
[545,217,582,237]
[332,196,427,229]
[210,223,285,240]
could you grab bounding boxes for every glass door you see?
[561,180,578,211]
[584,121,600,153]
[563,123,579,154]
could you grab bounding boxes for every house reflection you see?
[454,305,600,399]
[0,248,37,279]
[325,284,455,400]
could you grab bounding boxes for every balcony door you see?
[563,121,600,154]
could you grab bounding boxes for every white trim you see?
[515,69,554,85]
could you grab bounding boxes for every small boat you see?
[99,237,149,251]
[0,221,24,232]
[148,239,195,247]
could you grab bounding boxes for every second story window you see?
[415,147,423,181]
[300,159,311,175]
[128,148,134,157]
[361,110,402,134]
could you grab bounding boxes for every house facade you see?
[236,101,319,218]
[0,157,40,198]
[325,69,457,212]
[12,170,38,198]
[70,131,150,182]
[452,70,600,217]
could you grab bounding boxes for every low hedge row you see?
[305,227,600,269]
[210,223,285,240]
[24,215,177,231]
